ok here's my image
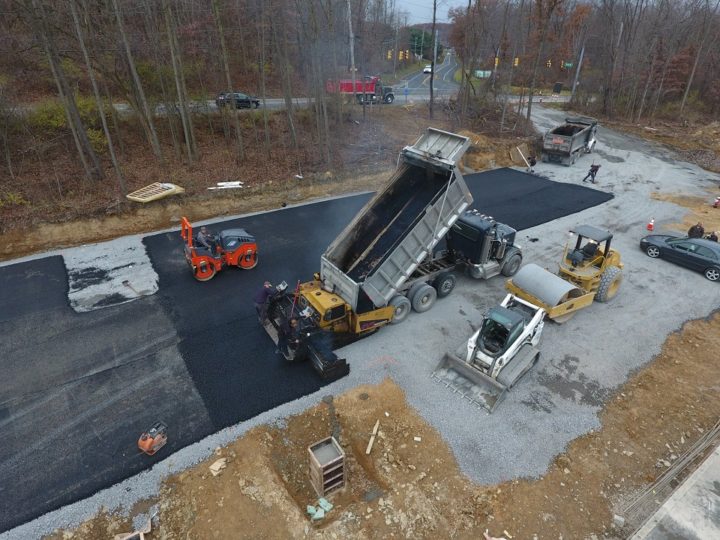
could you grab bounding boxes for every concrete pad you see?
[632,445,720,539]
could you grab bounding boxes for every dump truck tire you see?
[411,284,437,313]
[434,272,457,298]
[389,295,411,324]
[501,252,523,277]
[595,265,622,302]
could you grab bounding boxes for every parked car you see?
[640,234,720,281]
[216,92,260,109]
[423,64,432,74]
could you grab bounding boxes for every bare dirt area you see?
[603,118,720,174]
[651,192,720,234]
[53,312,720,540]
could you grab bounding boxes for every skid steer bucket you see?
[431,351,508,413]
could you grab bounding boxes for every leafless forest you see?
[0,0,719,223]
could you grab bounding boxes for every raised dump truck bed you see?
[321,128,472,312]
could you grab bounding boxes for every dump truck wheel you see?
[411,284,437,313]
[595,265,622,302]
[384,94,395,104]
[501,252,523,277]
[389,295,411,324]
[434,272,457,298]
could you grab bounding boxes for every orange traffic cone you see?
[646,219,655,232]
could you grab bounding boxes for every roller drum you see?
[511,263,584,307]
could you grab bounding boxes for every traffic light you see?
[387,49,392,60]
[494,57,499,68]
[513,57,519,67]
[405,50,410,60]
[546,59,552,68]
[399,50,404,60]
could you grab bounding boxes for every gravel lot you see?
[5,106,719,539]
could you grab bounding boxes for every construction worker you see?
[254,281,274,322]
[527,155,537,173]
[197,226,217,253]
[687,222,705,238]
[277,317,300,356]
[582,163,601,183]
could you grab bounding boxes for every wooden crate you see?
[308,436,345,497]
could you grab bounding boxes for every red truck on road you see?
[326,76,395,104]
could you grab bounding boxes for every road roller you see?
[506,225,623,323]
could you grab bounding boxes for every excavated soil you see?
[51,312,720,540]
[651,192,720,235]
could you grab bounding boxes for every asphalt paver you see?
[0,168,611,532]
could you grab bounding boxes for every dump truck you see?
[541,116,598,166]
[325,76,395,104]
[432,294,545,412]
[506,225,623,323]
[262,128,523,379]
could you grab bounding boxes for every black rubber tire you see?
[645,245,661,258]
[595,265,622,302]
[389,295,411,324]
[704,267,720,282]
[384,94,395,104]
[410,284,437,313]
[501,252,523,277]
[433,272,457,298]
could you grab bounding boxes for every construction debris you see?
[113,514,154,540]
[126,182,185,203]
[366,420,381,455]
[209,458,227,476]
[208,181,244,190]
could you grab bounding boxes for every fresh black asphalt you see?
[0,168,611,532]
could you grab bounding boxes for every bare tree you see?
[112,0,163,161]
[28,0,104,181]
[163,0,196,162]
[212,0,244,161]
[70,0,126,195]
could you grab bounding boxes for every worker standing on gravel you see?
[254,281,274,322]
[688,222,705,238]
[527,155,537,173]
[582,163,601,184]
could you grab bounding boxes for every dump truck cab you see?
[446,211,522,279]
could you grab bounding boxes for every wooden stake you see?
[365,420,380,455]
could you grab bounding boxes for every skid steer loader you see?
[506,225,623,323]
[432,294,545,412]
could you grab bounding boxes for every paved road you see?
[0,169,610,533]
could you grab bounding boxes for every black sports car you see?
[640,234,720,281]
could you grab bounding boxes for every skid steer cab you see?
[180,217,258,281]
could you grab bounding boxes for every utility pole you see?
[570,44,585,104]
[429,0,437,119]
[393,21,399,76]
[346,0,363,119]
